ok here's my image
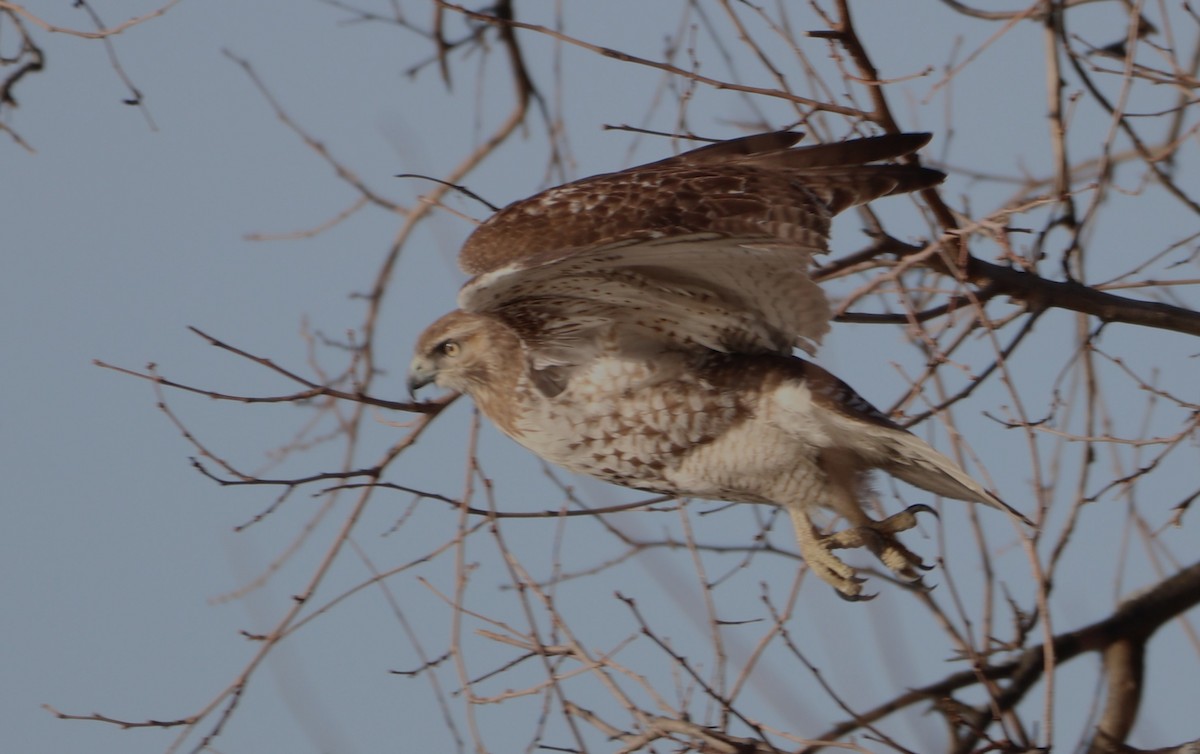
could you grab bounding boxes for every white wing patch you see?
[458,234,830,365]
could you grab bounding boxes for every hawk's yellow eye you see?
[439,340,460,358]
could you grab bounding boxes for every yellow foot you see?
[825,504,936,583]
[807,538,870,601]
[787,505,870,600]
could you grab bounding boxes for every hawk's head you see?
[408,310,519,398]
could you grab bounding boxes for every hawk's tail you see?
[879,432,1035,527]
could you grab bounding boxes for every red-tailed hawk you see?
[408,131,1030,599]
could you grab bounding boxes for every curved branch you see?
[436,0,865,116]
[806,560,1200,752]
[0,0,180,39]
[963,255,1200,338]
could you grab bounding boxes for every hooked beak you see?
[406,357,437,399]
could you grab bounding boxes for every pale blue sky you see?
[4,3,1197,753]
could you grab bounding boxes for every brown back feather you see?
[459,132,944,276]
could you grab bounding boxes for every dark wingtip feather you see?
[651,130,805,167]
[643,130,938,173]
[761,132,935,169]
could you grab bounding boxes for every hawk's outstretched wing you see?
[459,234,829,366]
[455,131,942,372]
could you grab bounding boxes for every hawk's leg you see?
[785,504,868,600]
[825,504,936,582]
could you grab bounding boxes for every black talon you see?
[901,578,936,594]
[904,503,938,519]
